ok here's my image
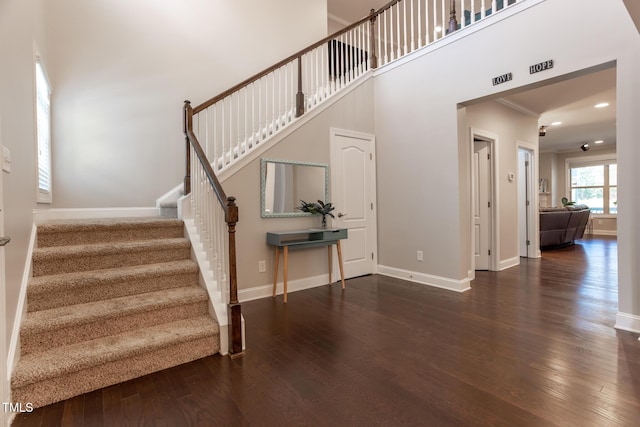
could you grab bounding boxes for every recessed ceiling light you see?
[551,121,562,126]
[594,102,610,108]
[594,140,604,144]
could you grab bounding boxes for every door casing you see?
[470,128,499,273]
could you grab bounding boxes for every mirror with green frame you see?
[260,159,329,218]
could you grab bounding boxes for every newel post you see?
[369,8,378,69]
[448,0,458,34]
[226,196,243,356]
[295,57,305,118]
[183,100,192,195]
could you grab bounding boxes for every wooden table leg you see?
[336,241,345,289]
[272,247,280,298]
[328,245,333,284]
[283,246,289,303]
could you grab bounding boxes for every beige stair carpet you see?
[11,217,220,408]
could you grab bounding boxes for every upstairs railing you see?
[182,0,521,356]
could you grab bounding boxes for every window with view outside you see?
[570,163,616,214]
[35,58,52,203]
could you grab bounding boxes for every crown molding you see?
[495,98,540,118]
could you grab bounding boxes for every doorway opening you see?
[471,130,497,271]
[518,143,539,258]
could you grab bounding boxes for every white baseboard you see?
[615,312,640,334]
[239,274,332,302]
[588,230,617,236]
[33,207,160,224]
[7,224,36,384]
[377,265,471,293]
[498,256,520,271]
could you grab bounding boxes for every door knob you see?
[337,212,347,218]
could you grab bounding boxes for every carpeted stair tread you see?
[37,217,185,247]
[27,260,199,311]
[12,316,219,388]
[33,238,190,260]
[21,286,208,335]
[32,238,191,276]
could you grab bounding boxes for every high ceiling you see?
[327,1,620,154]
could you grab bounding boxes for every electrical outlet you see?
[417,251,423,262]
[258,260,266,273]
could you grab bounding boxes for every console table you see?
[266,228,348,303]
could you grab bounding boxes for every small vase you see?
[321,215,327,228]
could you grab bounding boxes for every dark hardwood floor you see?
[12,236,640,426]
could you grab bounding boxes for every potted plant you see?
[297,200,335,228]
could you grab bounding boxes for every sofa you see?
[539,205,590,248]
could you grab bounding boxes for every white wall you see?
[373,0,640,314]
[0,0,47,390]
[46,0,328,208]
[223,79,375,295]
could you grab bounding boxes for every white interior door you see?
[518,147,536,258]
[330,129,376,279]
[473,140,491,270]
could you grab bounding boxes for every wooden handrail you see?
[192,0,404,114]
[183,101,228,210]
[183,100,242,356]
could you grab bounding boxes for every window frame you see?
[34,51,52,204]
[566,154,617,216]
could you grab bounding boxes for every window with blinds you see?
[35,58,52,203]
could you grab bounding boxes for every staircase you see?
[11,217,220,408]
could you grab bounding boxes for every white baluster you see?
[383,12,388,65]
[271,71,275,135]
[396,3,401,59]
[410,0,415,51]
[388,6,393,59]
[363,23,367,72]
[433,0,437,41]
[403,0,408,55]
[221,98,226,167]
[258,77,263,142]
[350,29,354,81]
[441,0,445,37]
[492,0,497,13]
[236,91,241,154]
[339,34,344,88]
[285,62,290,118]
[377,11,382,67]
[229,94,234,163]
[417,0,422,48]
[356,25,361,74]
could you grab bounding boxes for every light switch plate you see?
[2,145,10,173]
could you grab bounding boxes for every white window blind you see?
[35,58,52,203]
